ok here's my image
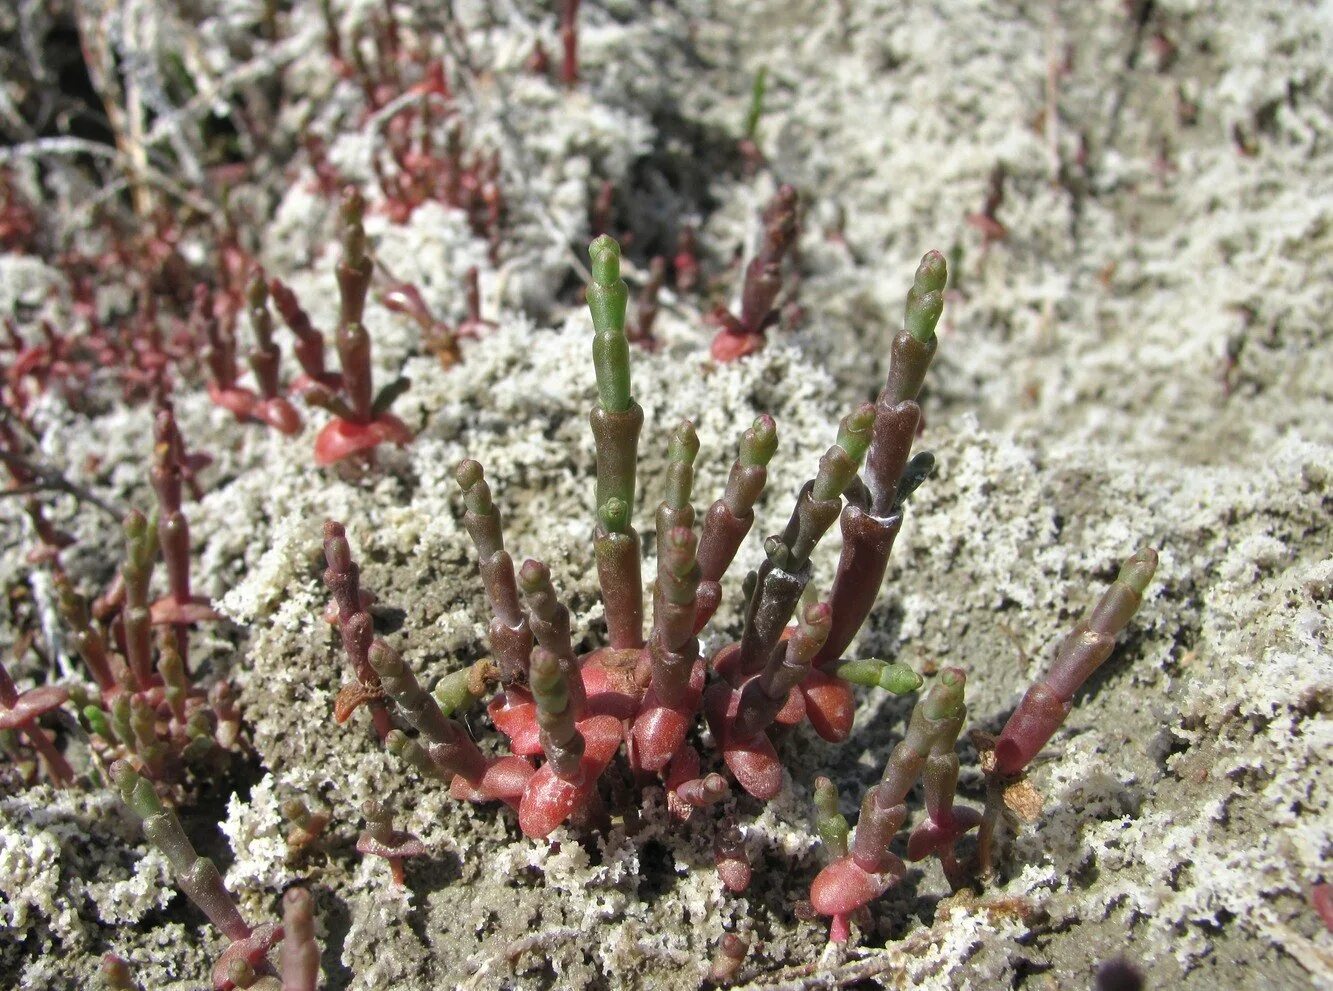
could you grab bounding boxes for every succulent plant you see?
[323,236,946,853]
[313,234,1157,947]
[304,188,413,468]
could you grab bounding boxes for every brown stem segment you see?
[734,405,872,679]
[590,405,644,528]
[457,461,533,686]
[368,640,486,784]
[649,526,700,706]
[531,647,586,781]
[519,560,583,717]
[735,539,810,679]
[595,498,644,650]
[733,597,830,739]
[335,187,375,422]
[695,415,776,629]
[814,505,903,669]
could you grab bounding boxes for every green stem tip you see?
[741,414,779,467]
[588,235,631,412]
[905,250,948,343]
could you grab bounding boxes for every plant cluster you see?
[315,235,1157,948]
[1,401,242,793]
[312,0,507,256]
[198,186,414,467]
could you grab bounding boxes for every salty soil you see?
[1,1,1330,989]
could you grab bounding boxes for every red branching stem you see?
[978,550,1158,875]
[369,639,486,784]
[518,559,584,718]
[993,549,1158,776]
[1,659,73,784]
[739,185,798,335]
[270,277,339,390]
[457,461,533,690]
[150,409,189,603]
[695,415,776,631]
[711,186,799,361]
[733,599,829,740]
[322,521,394,740]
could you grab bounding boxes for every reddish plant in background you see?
[0,168,38,252]
[0,653,73,785]
[710,185,799,361]
[200,276,302,435]
[673,224,700,294]
[627,256,666,351]
[381,265,495,369]
[304,188,413,468]
[965,162,1008,251]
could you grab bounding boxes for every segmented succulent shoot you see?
[813,776,849,858]
[993,549,1159,776]
[309,187,412,466]
[587,236,645,649]
[111,761,281,988]
[280,888,321,991]
[356,800,426,885]
[321,521,394,739]
[977,548,1158,875]
[455,461,533,689]
[712,185,800,361]
[810,669,969,941]
[816,252,947,672]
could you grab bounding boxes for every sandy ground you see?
[1,1,1330,989]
